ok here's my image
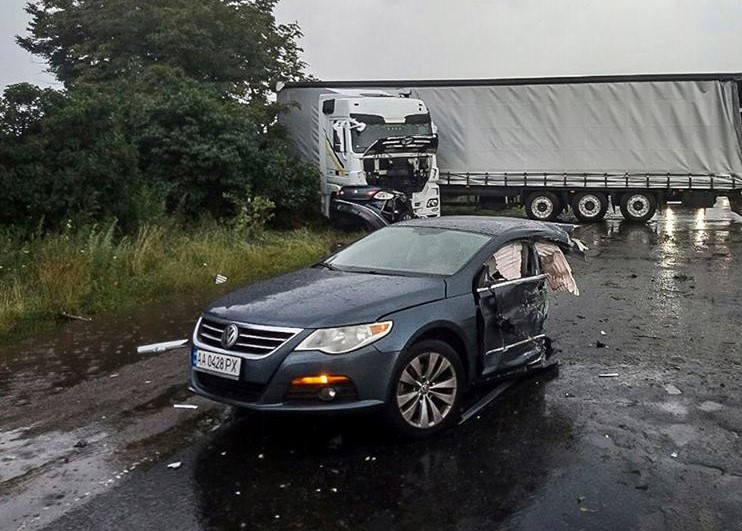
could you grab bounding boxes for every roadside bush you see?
[2,0,316,236]
[0,84,142,230]
[0,223,356,340]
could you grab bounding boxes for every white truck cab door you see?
[320,117,348,180]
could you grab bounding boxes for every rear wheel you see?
[525,191,562,221]
[384,340,463,438]
[620,192,657,222]
[571,192,608,222]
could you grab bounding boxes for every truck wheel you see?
[620,192,657,222]
[525,191,561,221]
[571,192,608,222]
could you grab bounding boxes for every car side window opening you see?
[480,241,535,287]
[478,240,579,296]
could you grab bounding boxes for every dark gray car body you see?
[189,216,577,412]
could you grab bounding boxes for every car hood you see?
[204,267,446,329]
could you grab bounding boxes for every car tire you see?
[525,191,562,221]
[383,339,464,439]
[571,192,608,222]
[620,192,657,222]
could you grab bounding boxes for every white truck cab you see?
[317,92,440,223]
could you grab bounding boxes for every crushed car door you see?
[476,241,549,375]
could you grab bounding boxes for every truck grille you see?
[196,316,300,357]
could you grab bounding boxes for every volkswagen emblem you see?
[221,324,240,349]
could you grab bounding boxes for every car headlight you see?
[295,321,393,354]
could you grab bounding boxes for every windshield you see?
[325,226,491,276]
[350,113,432,153]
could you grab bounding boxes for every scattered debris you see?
[600,330,607,336]
[664,384,682,395]
[596,340,608,348]
[109,373,119,378]
[599,373,619,378]
[173,404,198,410]
[60,312,92,322]
[670,452,678,458]
[635,484,649,490]
[215,274,228,284]
[136,339,189,354]
[73,439,88,449]
[167,461,182,469]
[698,401,723,412]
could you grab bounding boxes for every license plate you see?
[193,349,242,380]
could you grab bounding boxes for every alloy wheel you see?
[396,351,458,429]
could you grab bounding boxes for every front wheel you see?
[384,340,464,438]
[620,192,657,222]
[525,191,562,221]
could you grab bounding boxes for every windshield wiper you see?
[316,261,340,271]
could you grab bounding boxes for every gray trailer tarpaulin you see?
[410,80,742,176]
[279,76,742,178]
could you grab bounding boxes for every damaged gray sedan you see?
[189,217,583,437]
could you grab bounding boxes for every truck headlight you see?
[427,198,439,207]
[296,321,393,354]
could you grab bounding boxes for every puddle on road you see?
[0,288,225,413]
[0,427,109,485]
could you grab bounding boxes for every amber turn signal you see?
[291,374,350,386]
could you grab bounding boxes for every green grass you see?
[0,221,358,341]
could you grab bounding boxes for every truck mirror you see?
[322,99,335,115]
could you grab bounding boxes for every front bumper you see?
[188,343,398,413]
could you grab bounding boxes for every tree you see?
[6,0,316,232]
[19,0,306,102]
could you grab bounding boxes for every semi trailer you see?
[277,87,441,229]
[280,74,742,223]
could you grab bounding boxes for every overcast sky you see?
[3,0,742,89]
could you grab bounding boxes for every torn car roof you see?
[396,216,576,247]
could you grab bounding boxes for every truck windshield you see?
[350,113,432,153]
[324,226,490,276]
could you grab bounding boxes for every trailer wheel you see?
[571,192,608,222]
[620,192,657,222]
[525,191,561,221]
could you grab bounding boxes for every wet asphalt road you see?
[1,202,742,530]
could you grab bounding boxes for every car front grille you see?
[196,316,300,357]
[194,372,265,403]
